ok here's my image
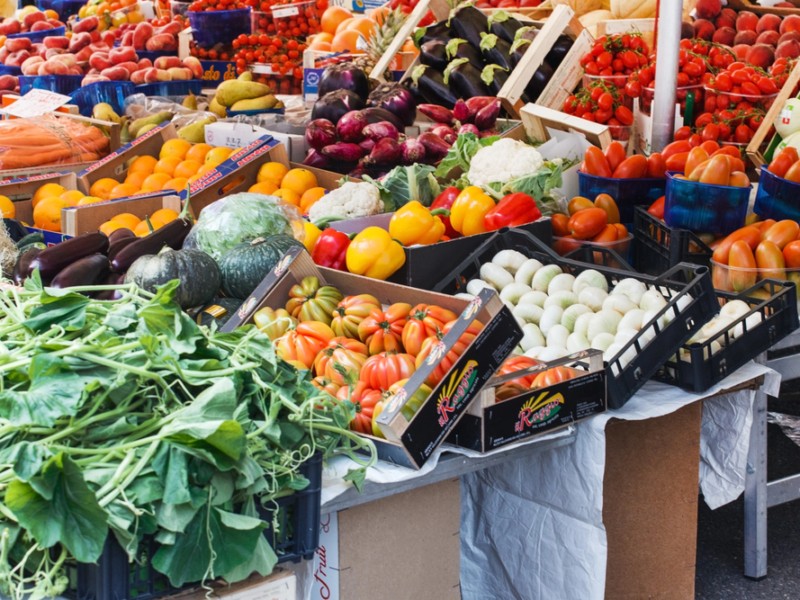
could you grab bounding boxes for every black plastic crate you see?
[633,206,713,276]
[64,454,322,599]
[656,280,799,392]
[432,229,718,409]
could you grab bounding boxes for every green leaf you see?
[487,9,509,27]
[434,133,498,179]
[0,441,52,481]
[481,64,508,87]
[0,355,88,426]
[128,474,164,505]
[365,164,441,211]
[443,57,468,85]
[152,503,273,587]
[153,445,191,506]
[479,32,498,52]
[344,467,367,492]
[103,303,138,332]
[137,282,201,356]
[5,453,108,563]
[24,291,89,333]
[445,38,466,61]
[23,269,43,291]
[156,500,201,534]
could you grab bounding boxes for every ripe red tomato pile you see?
[494,356,580,403]
[473,0,542,9]
[562,81,634,140]
[551,193,629,252]
[579,33,650,82]
[386,0,435,26]
[252,278,483,437]
[768,147,800,182]
[231,34,306,92]
[188,0,245,11]
[580,142,666,179]
[659,134,747,173]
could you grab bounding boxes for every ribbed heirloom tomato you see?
[336,381,383,435]
[359,351,416,391]
[401,303,458,357]
[358,303,412,355]
[275,322,334,369]
[330,294,382,339]
[313,337,368,384]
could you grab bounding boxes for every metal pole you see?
[650,0,683,152]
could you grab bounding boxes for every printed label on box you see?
[304,67,324,101]
[311,512,340,600]
[205,122,271,149]
[272,4,299,17]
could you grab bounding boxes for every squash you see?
[219,234,303,299]
[125,247,221,309]
[195,297,242,327]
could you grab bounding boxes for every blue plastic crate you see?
[753,165,800,221]
[578,170,666,223]
[134,80,203,98]
[35,0,84,18]
[664,171,750,234]
[0,64,20,75]
[19,74,82,95]
[70,81,135,117]
[8,25,66,42]
[188,7,251,48]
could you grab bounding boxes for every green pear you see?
[178,117,216,144]
[215,80,273,107]
[230,95,278,112]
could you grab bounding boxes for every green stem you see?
[99,439,160,507]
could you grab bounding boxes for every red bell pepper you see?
[312,229,350,271]
[430,186,461,238]
[484,192,541,231]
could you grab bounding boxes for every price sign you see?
[3,89,71,118]
[205,122,271,149]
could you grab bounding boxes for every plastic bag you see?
[124,93,215,130]
[0,114,109,170]
[183,192,305,260]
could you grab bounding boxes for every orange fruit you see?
[280,168,318,195]
[59,190,85,206]
[0,194,14,218]
[89,178,121,201]
[346,17,376,39]
[110,213,141,230]
[99,220,127,236]
[257,161,288,186]
[322,6,351,35]
[331,29,363,53]
[109,183,140,200]
[368,5,389,25]
[154,156,181,177]
[248,181,279,195]
[185,143,213,163]
[162,177,189,192]
[32,182,67,208]
[77,196,105,206]
[33,197,68,232]
[159,138,192,160]
[299,186,326,213]
[308,32,333,50]
[128,155,158,174]
[124,171,148,190]
[204,146,234,168]
[150,208,179,227]
[272,188,300,206]
[134,219,154,237]
[173,159,203,180]
[141,172,172,192]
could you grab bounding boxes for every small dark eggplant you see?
[407,66,458,109]
[488,11,526,44]
[445,38,484,66]
[479,33,512,71]
[451,6,489,52]
[367,83,417,127]
[107,236,138,263]
[318,62,370,101]
[107,228,135,244]
[480,64,510,95]
[419,39,449,71]
[111,218,191,273]
[50,253,109,289]
[28,232,109,283]
[545,35,573,70]
[311,89,365,123]
[525,61,554,102]
[13,246,41,285]
[417,20,451,47]
[443,58,492,99]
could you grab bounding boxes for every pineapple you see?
[352,8,407,82]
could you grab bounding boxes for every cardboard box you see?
[603,401,702,599]
[167,569,296,600]
[311,479,460,600]
[62,192,182,237]
[77,121,178,194]
[330,215,552,289]
[447,349,606,452]
[221,246,521,468]
[0,172,79,245]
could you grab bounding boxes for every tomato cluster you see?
[660,135,748,174]
[551,193,628,250]
[579,33,650,80]
[189,41,233,61]
[473,0,542,10]
[272,0,322,39]
[563,81,634,141]
[704,62,781,109]
[188,0,245,11]
[580,142,666,179]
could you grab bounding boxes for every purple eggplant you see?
[107,228,135,244]
[111,218,191,273]
[50,253,109,289]
[401,138,426,164]
[417,132,451,161]
[367,83,417,127]
[28,232,109,283]
[362,120,400,142]
[429,124,457,144]
[306,119,337,151]
[360,107,405,132]
[489,12,526,44]
[444,58,492,100]
[13,246,41,285]
[474,99,501,131]
[318,62,370,101]
[367,138,402,165]
[336,110,368,143]
[419,39,448,71]
[451,6,489,51]
[95,272,126,301]
[418,104,455,125]
[107,236,138,263]
[321,142,366,162]
[406,66,458,109]
[311,89,364,123]
[303,148,332,169]
[458,123,480,135]
[545,35,573,70]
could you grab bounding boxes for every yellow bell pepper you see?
[388,200,445,246]
[301,220,322,253]
[346,226,406,280]
[450,186,495,236]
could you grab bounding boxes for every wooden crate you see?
[728,0,800,15]
[520,102,612,149]
[746,60,800,169]
[62,193,182,237]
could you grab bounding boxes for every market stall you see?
[2,0,800,598]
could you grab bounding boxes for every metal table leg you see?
[744,388,768,580]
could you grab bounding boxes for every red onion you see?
[458,123,480,135]
[322,142,366,162]
[401,138,426,164]
[367,82,417,127]
[359,138,376,153]
[305,119,337,151]
[362,120,400,142]
[368,138,403,165]
[465,96,496,119]
[429,124,457,144]
[303,148,332,169]
[474,99,501,131]
[336,110,369,143]
[418,132,451,161]
[453,99,470,123]
[361,107,405,132]
[418,104,455,125]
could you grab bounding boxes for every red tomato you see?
[763,220,800,249]
[699,155,731,185]
[604,141,627,172]
[755,240,787,280]
[768,148,800,178]
[594,193,620,224]
[684,147,710,177]
[583,146,612,177]
[592,224,619,242]
[647,196,665,220]
[552,212,571,237]
[614,105,634,126]
[783,240,800,268]
[728,240,757,292]
[531,366,580,389]
[712,226,762,264]
[568,207,608,239]
[646,153,666,178]
[784,161,800,183]
[662,140,692,159]
[665,151,689,173]
[612,155,648,178]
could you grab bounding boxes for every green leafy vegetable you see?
[364,164,441,210]
[434,133,499,181]
[486,160,570,216]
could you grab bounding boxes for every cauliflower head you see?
[467,138,545,188]
[307,182,384,222]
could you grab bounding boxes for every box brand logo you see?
[436,359,478,427]
[237,296,257,319]
[273,253,293,277]
[514,392,565,432]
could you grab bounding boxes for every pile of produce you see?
[0,277,373,598]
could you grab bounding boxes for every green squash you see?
[125,248,221,309]
[219,234,303,299]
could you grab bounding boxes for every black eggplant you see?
[481,64,510,95]
[416,20,450,47]
[444,58,492,99]
[107,227,135,244]
[95,272,126,301]
[488,12,527,44]
[479,33,512,71]
[311,89,365,123]
[50,253,109,289]
[545,35,573,70]
[420,39,449,71]
[525,61,555,101]
[445,38,484,66]
[4,219,30,243]
[367,84,417,127]
[318,62,370,101]
[451,6,489,52]
[13,246,41,285]
[28,232,109,283]
[107,236,138,263]
[407,65,458,109]
[111,217,192,273]
[509,28,538,67]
